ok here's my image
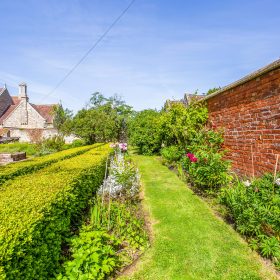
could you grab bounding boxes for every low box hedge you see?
[0,143,103,185]
[0,144,111,279]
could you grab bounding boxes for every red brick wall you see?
[207,68,280,177]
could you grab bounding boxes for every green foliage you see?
[160,145,183,164]
[0,144,112,279]
[90,198,148,251]
[128,109,162,155]
[68,139,87,148]
[181,149,232,190]
[36,135,66,155]
[72,93,133,144]
[58,152,147,279]
[177,128,232,191]
[0,144,96,185]
[52,103,73,135]
[160,101,208,148]
[0,142,37,156]
[57,229,122,280]
[206,87,221,95]
[219,173,280,266]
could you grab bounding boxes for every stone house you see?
[0,83,58,142]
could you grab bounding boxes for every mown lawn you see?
[120,155,278,280]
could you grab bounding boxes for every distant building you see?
[0,83,58,142]
[164,93,204,109]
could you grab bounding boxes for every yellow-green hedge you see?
[0,144,103,185]
[0,144,112,279]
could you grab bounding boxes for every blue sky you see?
[0,0,279,112]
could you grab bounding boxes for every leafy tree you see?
[128,109,162,155]
[160,101,208,148]
[206,87,221,95]
[52,103,73,135]
[71,93,132,144]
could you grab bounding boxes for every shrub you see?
[160,145,183,165]
[57,229,122,280]
[0,144,112,279]
[68,139,86,148]
[181,149,232,191]
[219,173,280,266]
[160,101,208,148]
[0,144,100,185]
[128,109,162,155]
[36,135,66,155]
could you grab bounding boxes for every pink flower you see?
[186,152,198,162]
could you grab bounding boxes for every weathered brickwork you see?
[206,62,280,177]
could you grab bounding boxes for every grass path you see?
[120,155,278,280]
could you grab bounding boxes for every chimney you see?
[19,82,28,101]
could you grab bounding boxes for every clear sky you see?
[0,0,279,112]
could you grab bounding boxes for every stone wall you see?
[3,101,46,129]
[206,60,280,177]
[9,128,58,143]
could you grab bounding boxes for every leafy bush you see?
[160,101,208,148]
[128,109,162,155]
[181,149,232,190]
[0,144,98,185]
[57,229,122,280]
[0,144,112,279]
[68,139,86,148]
[36,135,66,155]
[219,173,280,266]
[160,145,183,165]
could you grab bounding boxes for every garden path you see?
[120,155,278,280]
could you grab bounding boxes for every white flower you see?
[275,178,280,186]
[243,180,251,187]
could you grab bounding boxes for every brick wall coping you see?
[203,59,280,101]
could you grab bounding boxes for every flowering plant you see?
[186,152,198,163]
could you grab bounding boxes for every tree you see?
[128,109,162,155]
[160,101,208,148]
[52,103,73,135]
[206,87,221,95]
[71,93,133,144]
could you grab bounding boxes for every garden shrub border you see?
[0,143,103,185]
[0,144,112,279]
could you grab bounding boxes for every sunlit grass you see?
[120,156,277,280]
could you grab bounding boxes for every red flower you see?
[186,152,198,162]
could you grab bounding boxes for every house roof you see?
[0,94,56,124]
[203,59,280,101]
[0,97,21,124]
[31,104,55,123]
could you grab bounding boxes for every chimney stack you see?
[19,82,28,100]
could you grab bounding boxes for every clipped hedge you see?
[0,143,103,185]
[0,144,112,279]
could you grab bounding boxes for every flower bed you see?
[57,149,148,279]
[0,144,111,279]
[220,174,280,268]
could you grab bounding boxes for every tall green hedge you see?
[0,144,111,279]
[0,144,103,185]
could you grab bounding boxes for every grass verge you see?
[120,155,278,280]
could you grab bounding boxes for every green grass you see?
[0,142,37,156]
[120,156,278,280]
